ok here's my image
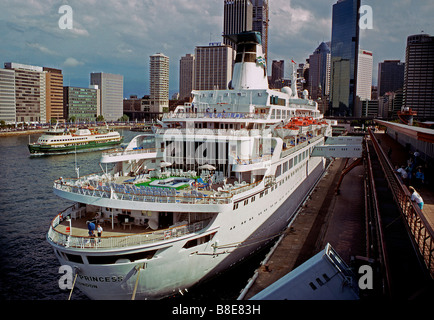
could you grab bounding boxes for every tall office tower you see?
[356,49,373,101]
[0,69,16,122]
[223,0,253,49]
[194,44,234,91]
[251,0,269,63]
[4,62,46,123]
[308,42,331,100]
[43,67,64,121]
[63,86,98,122]
[150,53,169,113]
[403,34,434,120]
[377,60,405,97]
[271,60,284,88]
[90,72,123,121]
[330,0,360,116]
[179,54,195,100]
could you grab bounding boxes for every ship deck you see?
[55,209,151,238]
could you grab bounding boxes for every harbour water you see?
[0,131,117,300]
[0,130,269,300]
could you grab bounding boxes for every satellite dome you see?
[281,86,292,96]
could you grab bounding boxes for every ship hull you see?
[51,156,325,300]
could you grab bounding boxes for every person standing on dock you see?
[409,186,424,210]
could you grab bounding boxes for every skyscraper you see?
[356,49,373,101]
[223,0,253,48]
[223,0,268,63]
[150,53,169,113]
[271,60,284,89]
[0,68,16,122]
[179,54,195,100]
[4,62,46,123]
[330,0,360,116]
[194,44,234,91]
[251,0,269,63]
[403,33,434,120]
[308,42,331,100]
[377,60,405,97]
[44,67,64,121]
[63,86,98,122]
[90,72,124,121]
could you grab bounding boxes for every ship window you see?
[276,165,281,177]
[244,53,256,62]
[65,253,84,264]
[87,250,157,264]
[183,232,216,249]
[316,278,324,286]
[309,282,317,290]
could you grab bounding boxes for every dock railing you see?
[369,128,434,279]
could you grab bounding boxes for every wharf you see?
[241,157,366,300]
[241,130,434,300]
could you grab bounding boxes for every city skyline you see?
[1,0,433,98]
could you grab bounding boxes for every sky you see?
[1,0,433,98]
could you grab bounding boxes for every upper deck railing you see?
[47,205,214,250]
[163,111,269,121]
[102,147,161,158]
[155,128,267,137]
[53,173,265,207]
[54,177,234,205]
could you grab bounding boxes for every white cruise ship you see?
[47,31,332,300]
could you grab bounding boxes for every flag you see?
[291,59,296,64]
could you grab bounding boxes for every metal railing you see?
[368,128,434,279]
[163,111,269,120]
[54,179,234,205]
[47,205,213,250]
[102,147,162,158]
[154,128,266,137]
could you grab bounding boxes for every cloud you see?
[26,42,59,56]
[1,0,433,95]
[63,57,84,67]
[69,26,90,37]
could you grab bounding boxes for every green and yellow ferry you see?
[28,125,123,155]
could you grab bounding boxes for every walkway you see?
[374,131,434,231]
[241,158,366,299]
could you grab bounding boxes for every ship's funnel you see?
[224,31,268,90]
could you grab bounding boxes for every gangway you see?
[310,136,363,158]
[311,135,364,193]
